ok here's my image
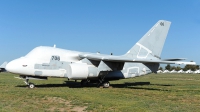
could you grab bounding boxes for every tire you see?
[103,81,110,88]
[29,83,35,89]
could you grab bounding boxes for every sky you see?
[0,0,200,66]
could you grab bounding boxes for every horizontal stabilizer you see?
[174,62,196,65]
[162,58,186,61]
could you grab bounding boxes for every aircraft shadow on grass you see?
[110,82,174,91]
[16,81,174,91]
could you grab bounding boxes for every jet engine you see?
[67,62,99,80]
[67,63,89,80]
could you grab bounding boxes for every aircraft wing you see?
[79,53,196,65]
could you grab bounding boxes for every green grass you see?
[1,73,200,112]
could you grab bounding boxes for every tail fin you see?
[0,62,7,72]
[125,20,171,59]
[0,62,7,68]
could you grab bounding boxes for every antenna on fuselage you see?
[53,44,56,48]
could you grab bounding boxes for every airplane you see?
[177,69,184,73]
[185,69,192,74]
[157,70,163,73]
[0,62,7,73]
[170,69,177,73]
[194,70,200,74]
[162,70,170,73]
[5,20,196,88]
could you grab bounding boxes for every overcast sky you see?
[0,0,200,65]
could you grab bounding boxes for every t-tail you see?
[125,20,171,60]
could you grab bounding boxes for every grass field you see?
[1,73,200,112]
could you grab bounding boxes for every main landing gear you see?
[98,80,110,88]
[102,81,110,88]
[98,72,110,88]
[80,80,110,88]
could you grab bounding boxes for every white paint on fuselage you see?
[25,46,81,63]
[6,46,150,79]
[6,46,82,77]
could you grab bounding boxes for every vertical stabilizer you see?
[0,62,7,68]
[125,20,171,59]
[0,62,7,72]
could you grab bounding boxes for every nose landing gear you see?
[28,83,35,89]
[24,79,35,89]
[15,75,47,89]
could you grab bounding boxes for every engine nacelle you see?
[67,63,89,80]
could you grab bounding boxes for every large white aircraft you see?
[5,20,195,88]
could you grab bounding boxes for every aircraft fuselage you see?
[6,46,152,80]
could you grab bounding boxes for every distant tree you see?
[159,67,163,71]
[184,61,197,71]
[171,66,176,71]
[175,66,181,71]
[196,65,199,70]
[183,67,187,71]
[165,64,171,70]
[191,65,196,71]
[184,65,191,71]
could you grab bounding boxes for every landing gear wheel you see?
[29,83,35,89]
[103,81,110,88]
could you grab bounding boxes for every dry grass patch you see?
[41,97,87,112]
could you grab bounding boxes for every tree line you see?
[159,64,199,71]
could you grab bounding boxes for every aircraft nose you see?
[6,57,28,74]
[6,60,18,73]
[6,57,33,75]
